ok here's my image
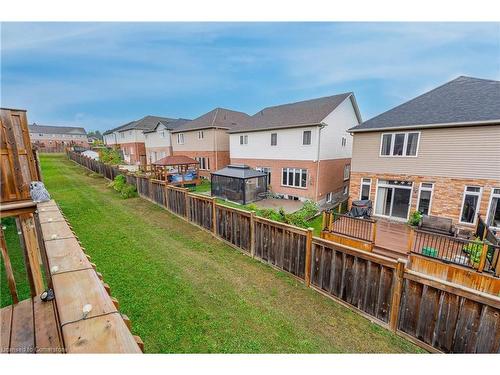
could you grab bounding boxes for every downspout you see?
[314,124,325,201]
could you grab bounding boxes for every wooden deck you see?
[1,297,63,353]
[373,219,411,259]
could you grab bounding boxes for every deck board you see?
[0,305,13,353]
[33,296,64,353]
[373,219,410,259]
[10,299,35,353]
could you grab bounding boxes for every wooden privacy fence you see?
[68,152,500,353]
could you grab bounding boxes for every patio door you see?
[375,180,412,220]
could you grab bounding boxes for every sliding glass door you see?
[375,180,412,220]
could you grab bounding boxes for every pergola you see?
[151,155,200,186]
[211,165,267,205]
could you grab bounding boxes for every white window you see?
[460,186,482,224]
[177,133,184,144]
[486,188,500,230]
[120,132,125,139]
[160,151,166,159]
[380,132,420,157]
[326,192,333,203]
[341,136,347,147]
[129,130,133,136]
[271,133,277,146]
[160,131,165,138]
[343,185,348,195]
[360,178,371,200]
[240,135,248,145]
[417,182,434,216]
[195,157,210,170]
[282,168,307,188]
[256,167,271,185]
[343,164,350,181]
[303,130,312,145]
[198,131,204,139]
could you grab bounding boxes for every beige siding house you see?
[349,76,500,233]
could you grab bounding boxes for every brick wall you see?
[173,150,230,179]
[349,171,500,230]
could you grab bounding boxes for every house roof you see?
[29,124,87,135]
[211,164,267,179]
[103,115,175,135]
[143,118,191,133]
[170,108,250,133]
[349,76,500,133]
[152,155,199,166]
[228,93,354,133]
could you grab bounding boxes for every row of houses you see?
[28,123,89,148]
[102,76,500,233]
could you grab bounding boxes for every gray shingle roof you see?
[350,76,500,132]
[103,115,175,135]
[143,118,191,133]
[171,108,250,133]
[211,164,267,179]
[29,124,87,135]
[228,93,353,133]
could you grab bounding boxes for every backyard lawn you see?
[30,154,423,353]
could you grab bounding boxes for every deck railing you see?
[322,211,376,243]
[67,151,500,353]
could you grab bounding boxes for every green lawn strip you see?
[0,218,32,307]
[38,154,423,353]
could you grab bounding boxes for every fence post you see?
[389,258,406,332]
[477,242,489,273]
[250,211,256,257]
[304,227,313,287]
[19,213,45,296]
[407,228,415,253]
[165,185,170,211]
[371,221,377,250]
[211,197,217,234]
[184,188,190,219]
[321,211,327,231]
[328,212,334,232]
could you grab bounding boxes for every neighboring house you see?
[348,76,500,232]
[103,115,175,164]
[170,108,250,178]
[228,93,361,204]
[29,123,88,148]
[144,118,190,163]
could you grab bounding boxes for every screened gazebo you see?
[211,165,268,205]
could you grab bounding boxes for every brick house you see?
[170,108,250,178]
[29,123,88,149]
[348,76,500,232]
[103,115,175,164]
[144,118,190,163]
[229,93,361,204]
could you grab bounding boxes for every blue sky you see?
[1,22,499,132]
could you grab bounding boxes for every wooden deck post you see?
[328,212,334,232]
[389,258,406,332]
[304,228,313,287]
[407,228,415,253]
[19,213,45,296]
[211,197,217,234]
[250,211,256,258]
[321,211,327,231]
[0,227,19,303]
[477,242,489,273]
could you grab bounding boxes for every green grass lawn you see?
[32,154,423,353]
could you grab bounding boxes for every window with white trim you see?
[460,186,482,224]
[239,135,248,145]
[326,192,333,203]
[343,164,350,181]
[302,130,312,145]
[120,132,125,139]
[343,185,348,195]
[177,133,184,144]
[417,183,433,216]
[380,132,420,157]
[360,178,371,200]
[198,131,204,139]
[256,167,271,185]
[487,188,500,229]
[160,131,166,138]
[195,157,210,170]
[341,136,347,147]
[282,168,307,188]
[271,133,277,146]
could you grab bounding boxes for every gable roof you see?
[170,108,250,133]
[228,93,355,133]
[103,115,175,135]
[350,76,500,133]
[29,124,87,135]
[152,155,198,166]
[143,118,191,133]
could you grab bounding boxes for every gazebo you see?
[211,165,267,205]
[151,155,200,186]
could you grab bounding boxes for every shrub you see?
[120,184,138,199]
[99,148,123,165]
[108,174,137,199]
[463,237,484,266]
[408,210,423,226]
